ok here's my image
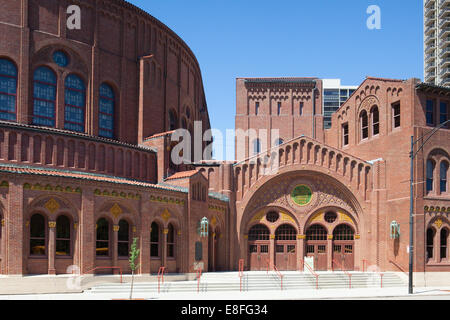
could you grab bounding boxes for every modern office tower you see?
[424,0,450,86]
[322,79,358,129]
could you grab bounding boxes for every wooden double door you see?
[305,241,328,271]
[275,241,297,271]
[332,241,354,271]
[248,242,269,271]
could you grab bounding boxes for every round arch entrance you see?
[248,224,270,271]
[274,224,297,271]
[305,224,328,271]
[332,224,355,271]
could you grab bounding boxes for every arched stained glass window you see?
[64,74,86,132]
[441,161,448,193]
[32,66,57,127]
[99,83,115,138]
[0,59,17,121]
[427,159,435,193]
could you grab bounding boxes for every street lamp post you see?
[409,119,449,294]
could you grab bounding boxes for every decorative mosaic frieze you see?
[150,194,185,206]
[94,189,141,200]
[24,183,82,194]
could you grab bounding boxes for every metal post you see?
[409,135,414,295]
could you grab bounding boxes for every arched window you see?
[360,110,368,140]
[99,83,115,138]
[275,224,297,240]
[248,224,270,241]
[150,222,160,258]
[306,224,327,241]
[96,218,110,256]
[30,214,46,256]
[333,224,355,240]
[167,223,175,258]
[441,228,448,261]
[64,74,86,132]
[426,228,435,261]
[169,109,178,131]
[32,67,57,128]
[371,106,379,136]
[118,220,129,257]
[255,102,260,115]
[427,159,435,193]
[440,161,449,193]
[0,59,18,121]
[253,139,261,155]
[56,215,71,256]
[274,138,284,147]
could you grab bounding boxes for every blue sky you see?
[129,0,423,160]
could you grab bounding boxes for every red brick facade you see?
[0,1,448,277]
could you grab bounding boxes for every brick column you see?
[1,218,5,274]
[7,181,24,275]
[327,235,333,271]
[297,235,305,271]
[48,221,56,275]
[80,188,95,274]
[112,225,119,269]
[162,228,168,268]
[269,234,275,269]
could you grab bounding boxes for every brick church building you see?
[0,1,448,283]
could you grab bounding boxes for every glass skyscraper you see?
[323,79,357,129]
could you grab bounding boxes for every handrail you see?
[265,259,283,290]
[157,266,166,294]
[196,268,202,293]
[238,259,244,292]
[301,259,319,290]
[332,258,352,289]
[363,259,385,288]
[389,259,408,276]
[82,266,123,283]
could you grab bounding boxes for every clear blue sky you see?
[129,0,423,160]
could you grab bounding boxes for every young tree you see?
[129,237,140,300]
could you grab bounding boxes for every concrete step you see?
[86,272,407,294]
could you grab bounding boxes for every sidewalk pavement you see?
[0,286,449,300]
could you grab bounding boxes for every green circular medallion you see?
[291,185,312,206]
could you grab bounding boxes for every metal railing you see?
[238,259,245,292]
[157,266,166,293]
[265,259,283,290]
[82,266,123,283]
[196,268,202,293]
[301,259,319,290]
[362,259,384,288]
[332,259,352,289]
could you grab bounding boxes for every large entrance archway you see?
[248,224,270,271]
[332,224,355,271]
[305,224,328,271]
[274,224,297,271]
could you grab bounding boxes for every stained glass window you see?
[32,66,56,127]
[53,51,69,67]
[0,59,17,121]
[99,83,115,138]
[64,74,85,132]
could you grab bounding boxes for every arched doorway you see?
[274,224,297,271]
[332,224,355,271]
[305,224,328,271]
[248,224,270,271]
[208,227,220,272]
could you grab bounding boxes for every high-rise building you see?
[322,79,358,129]
[424,0,450,86]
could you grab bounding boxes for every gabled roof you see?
[164,170,199,181]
